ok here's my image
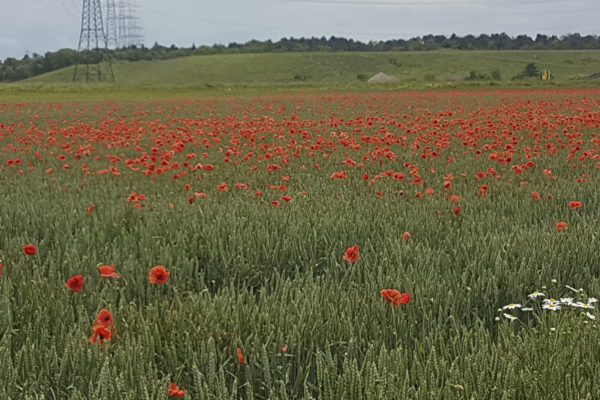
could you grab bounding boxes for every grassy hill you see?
[6,50,600,99]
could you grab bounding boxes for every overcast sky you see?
[1,0,599,60]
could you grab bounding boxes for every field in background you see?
[7,49,600,93]
[1,88,600,399]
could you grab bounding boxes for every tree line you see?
[1,33,599,82]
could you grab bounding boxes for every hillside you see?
[16,50,600,91]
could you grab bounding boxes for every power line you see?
[281,0,598,6]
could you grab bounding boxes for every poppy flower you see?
[99,264,120,278]
[96,309,114,327]
[89,324,112,349]
[569,201,582,210]
[149,265,170,284]
[66,274,84,292]
[531,191,541,200]
[237,347,247,365]
[453,206,462,215]
[380,289,411,306]
[402,232,411,241]
[343,245,360,262]
[556,221,569,231]
[0,262,3,277]
[87,204,95,214]
[281,195,292,202]
[168,383,186,397]
[24,244,37,255]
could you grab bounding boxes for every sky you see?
[1,0,599,60]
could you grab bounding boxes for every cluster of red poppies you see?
[14,244,182,396]
[343,244,412,306]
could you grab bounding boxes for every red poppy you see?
[556,221,569,231]
[281,195,292,202]
[99,264,120,279]
[96,309,114,327]
[237,347,247,365]
[24,244,37,255]
[149,265,170,284]
[0,262,3,277]
[569,201,582,210]
[531,191,541,201]
[89,324,112,349]
[402,232,411,241]
[271,200,280,207]
[168,383,186,397]
[87,204,95,214]
[343,245,360,262]
[66,274,84,292]
[380,289,411,306]
[453,206,462,215]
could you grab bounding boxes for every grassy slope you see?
[18,50,600,91]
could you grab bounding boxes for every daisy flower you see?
[502,303,522,310]
[587,297,598,304]
[560,298,573,305]
[542,303,561,311]
[573,302,594,309]
[543,298,560,305]
[503,313,518,321]
[528,290,545,299]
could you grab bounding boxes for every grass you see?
[1,89,600,399]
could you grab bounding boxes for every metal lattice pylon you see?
[106,0,119,49]
[73,0,115,82]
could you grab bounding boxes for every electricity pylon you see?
[106,0,119,49]
[73,0,115,82]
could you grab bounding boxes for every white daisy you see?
[560,298,574,305]
[502,303,522,310]
[587,297,598,304]
[542,303,561,311]
[573,302,595,309]
[503,313,518,321]
[585,312,596,320]
[543,298,560,305]
[528,290,545,299]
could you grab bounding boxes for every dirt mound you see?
[367,72,399,84]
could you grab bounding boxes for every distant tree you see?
[525,63,539,77]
